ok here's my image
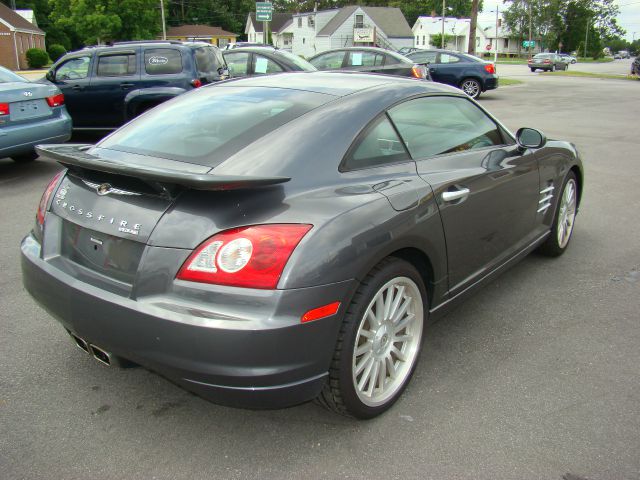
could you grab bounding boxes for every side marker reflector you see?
[301,302,341,323]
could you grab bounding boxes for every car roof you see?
[218,71,455,97]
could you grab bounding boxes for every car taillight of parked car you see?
[36,171,65,226]
[484,63,496,74]
[543,59,551,64]
[0,103,9,116]
[46,94,64,108]
[177,224,312,289]
[190,79,202,88]
[411,65,426,79]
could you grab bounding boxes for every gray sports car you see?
[0,66,71,162]
[21,72,583,418]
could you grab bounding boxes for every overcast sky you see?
[477,0,640,41]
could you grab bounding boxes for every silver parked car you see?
[0,66,71,162]
[528,53,569,72]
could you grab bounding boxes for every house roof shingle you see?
[166,24,238,38]
[317,6,412,38]
[0,2,44,33]
[248,13,293,34]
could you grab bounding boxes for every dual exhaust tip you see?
[69,331,112,366]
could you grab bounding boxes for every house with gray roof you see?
[291,6,413,58]
[245,13,294,50]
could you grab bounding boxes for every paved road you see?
[497,57,634,77]
[1,74,639,480]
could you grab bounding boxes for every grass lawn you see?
[499,78,525,86]
[541,70,637,81]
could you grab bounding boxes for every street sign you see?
[522,40,536,48]
[256,2,272,22]
[486,44,492,51]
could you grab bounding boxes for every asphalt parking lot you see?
[1,71,639,480]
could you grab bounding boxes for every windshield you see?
[0,67,27,83]
[99,86,333,166]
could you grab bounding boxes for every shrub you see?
[47,44,67,62]
[25,48,49,69]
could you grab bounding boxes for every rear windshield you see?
[98,86,333,165]
[534,54,552,59]
[193,46,225,75]
[274,50,316,71]
[0,68,26,83]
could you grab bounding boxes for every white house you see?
[412,16,489,53]
[245,13,294,50]
[291,6,414,58]
[481,24,541,55]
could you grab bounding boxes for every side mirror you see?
[45,69,55,82]
[516,127,546,149]
[218,66,229,77]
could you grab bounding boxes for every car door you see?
[86,48,140,128]
[224,51,251,77]
[50,54,94,127]
[387,95,541,295]
[308,50,347,70]
[344,50,385,73]
[432,52,464,87]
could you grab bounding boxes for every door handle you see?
[442,188,470,202]
[72,85,83,90]
[120,83,135,88]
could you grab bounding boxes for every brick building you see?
[0,2,45,70]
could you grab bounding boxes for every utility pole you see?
[584,18,589,59]
[494,5,499,64]
[528,0,533,59]
[441,0,446,49]
[160,0,167,40]
[468,0,479,55]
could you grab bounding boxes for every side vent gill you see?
[537,183,555,214]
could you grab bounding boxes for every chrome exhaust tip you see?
[69,332,90,353]
[89,344,111,366]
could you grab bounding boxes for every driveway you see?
[1,73,639,480]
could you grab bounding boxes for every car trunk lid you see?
[0,82,59,125]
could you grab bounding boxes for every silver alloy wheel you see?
[352,276,423,407]
[557,178,577,248]
[461,79,480,98]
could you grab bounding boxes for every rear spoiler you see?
[35,144,290,191]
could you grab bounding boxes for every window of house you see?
[415,36,419,46]
[355,14,364,28]
[343,115,409,170]
[298,17,302,28]
[97,53,136,76]
[476,36,480,46]
[308,16,315,27]
[388,97,504,159]
[422,35,426,45]
[144,48,183,75]
[504,38,509,48]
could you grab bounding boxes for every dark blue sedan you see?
[406,49,498,99]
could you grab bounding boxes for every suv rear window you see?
[193,46,224,75]
[144,48,183,75]
[98,86,333,166]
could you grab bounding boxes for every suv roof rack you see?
[113,40,184,46]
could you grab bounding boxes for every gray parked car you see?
[22,72,583,418]
[0,66,71,162]
[528,53,569,72]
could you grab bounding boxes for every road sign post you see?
[256,2,272,45]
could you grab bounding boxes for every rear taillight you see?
[37,171,64,225]
[177,224,312,289]
[0,103,9,116]
[484,63,495,74]
[191,79,202,88]
[411,65,425,79]
[543,59,551,64]
[46,93,64,107]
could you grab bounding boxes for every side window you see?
[388,97,504,159]
[97,54,136,77]
[144,48,182,75]
[224,52,250,77]
[56,57,91,80]
[309,51,344,70]
[438,53,461,64]
[411,51,437,63]
[343,115,409,170]
[348,51,383,67]
[253,55,284,74]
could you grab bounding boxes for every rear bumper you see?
[484,76,498,91]
[21,234,355,408]
[0,110,71,158]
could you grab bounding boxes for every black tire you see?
[11,151,38,163]
[538,172,578,257]
[571,60,576,64]
[530,68,536,72]
[316,257,427,419]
